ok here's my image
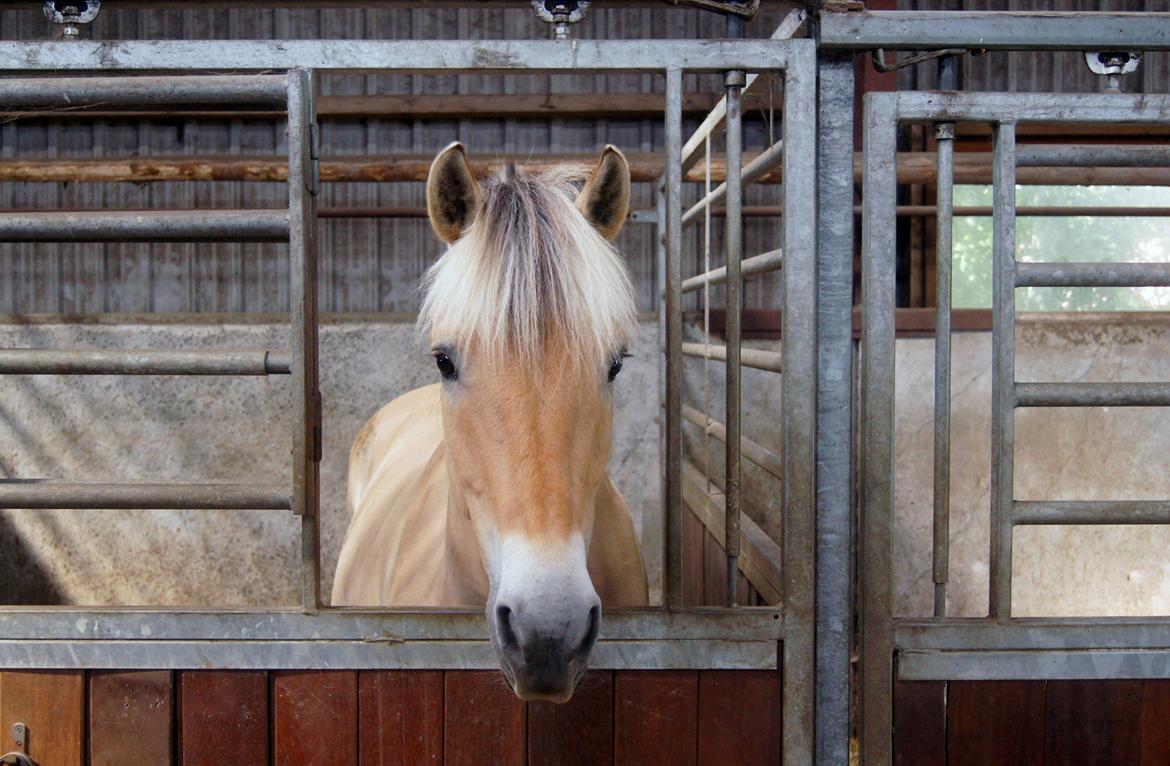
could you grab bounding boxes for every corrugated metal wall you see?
[0,5,788,315]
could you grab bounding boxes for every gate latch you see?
[0,722,36,766]
[1084,51,1141,92]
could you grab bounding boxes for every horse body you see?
[332,142,647,701]
[332,383,647,607]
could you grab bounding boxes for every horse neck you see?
[442,470,490,602]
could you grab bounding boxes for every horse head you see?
[420,142,634,702]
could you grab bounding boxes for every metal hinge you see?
[42,0,100,38]
[0,723,35,766]
[308,122,321,197]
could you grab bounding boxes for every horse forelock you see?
[419,162,636,369]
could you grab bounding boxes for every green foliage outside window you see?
[951,185,1170,310]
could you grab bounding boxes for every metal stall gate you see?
[0,38,819,764]
[860,89,1170,763]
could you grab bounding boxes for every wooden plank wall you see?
[0,668,782,764]
[894,679,1170,766]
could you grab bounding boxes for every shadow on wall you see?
[0,514,64,604]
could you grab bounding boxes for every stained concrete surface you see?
[0,318,661,607]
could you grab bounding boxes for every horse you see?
[331,142,649,702]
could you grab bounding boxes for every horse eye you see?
[435,353,458,381]
[607,357,623,382]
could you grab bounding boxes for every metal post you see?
[654,178,668,607]
[932,121,955,619]
[814,51,855,766]
[723,69,745,607]
[781,42,818,766]
[860,93,897,766]
[664,67,684,611]
[989,122,1017,620]
[287,68,322,613]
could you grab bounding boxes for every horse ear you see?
[576,145,630,240]
[427,142,482,244]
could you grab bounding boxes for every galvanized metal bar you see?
[1015,262,1170,288]
[0,608,784,643]
[1016,145,1170,167]
[1014,500,1170,526]
[933,123,955,619]
[664,67,685,611]
[0,39,799,74]
[0,482,290,510]
[898,616,1170,651]
[679,10,805,171]
[899,649,1170,681]
[654,178,667,607]
[990,122,1018,620]
[0,348,290,375]
[288,68,322,614]
[892,91,1170,124]
[0,638,779,672]
[780,42,817,766]
[819,10,1170,51]
[681,249,782,294]
[1016,382,1170,408]
[681,142,785,227]
[681,404,783,481]
[681,342,782,374]
[725,70,744,612]
[0,210,289,242]
[0,74,289,108]
[860,92,898,766]
[814,52,855,766]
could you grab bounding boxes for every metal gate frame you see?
[0,37,818,765]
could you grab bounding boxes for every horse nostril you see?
[576,604,601,659]
[496,604,520,652]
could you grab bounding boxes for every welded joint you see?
[725,70,747,89]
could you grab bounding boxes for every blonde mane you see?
[419,163,636,366]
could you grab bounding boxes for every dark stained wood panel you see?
[697,670,782,765]
[948,680,1045,766]
[444,671,526,766]
[615,670,698,766]
[273,670,358,766]
[178,671,269,766]
[359,670,443,765]
[528,671,614,766]
[0,671,84,766]
[1045,680,1142,766]
[89,671,173,766]
[1142,680,1170,766]
[893,680,946,766]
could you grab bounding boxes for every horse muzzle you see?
[492,599,601,703]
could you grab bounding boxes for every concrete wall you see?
[0,317,661,606]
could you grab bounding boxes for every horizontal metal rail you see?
[0,74,289,108]
[0,349,291,375]
[0,39,805,74]
[681,143,785,227]
[0,481,291,510]
[898,616,1170,651]
[892,91,1170,125]
[820,10,1170,51]
[1015,382,1170,408]
[1014,500,1170,526]
[0,210,289,242]
[682,249,783,294]
[899,649,1170,681]
[681,404,783,480]
[682,342,782,373]
[1015,261,1170,288]
[1017,145,1170,168]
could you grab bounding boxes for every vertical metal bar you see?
[932,122,954,619]
[664,67,684,611]
[781,41,818,766]
[723,69,745,608]
[860,92,897,766]
[989,122,1017,620]
[815,51,855,766]
[654,178,667,607]
[287,68,322,612]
